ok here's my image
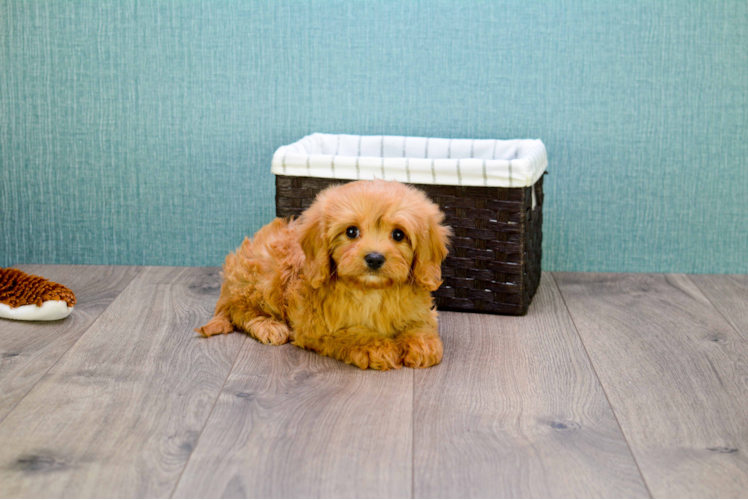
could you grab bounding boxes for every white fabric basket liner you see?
[271,133,547,189]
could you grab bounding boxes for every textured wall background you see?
[1,0,746,272]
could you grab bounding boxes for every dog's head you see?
[298,180,451,291]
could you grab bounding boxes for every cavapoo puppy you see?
[197,179,451,370]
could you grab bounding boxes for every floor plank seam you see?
[687,274,748,346]
[0,266,145,427]
[169,334,249,499]
[550,272,655,499]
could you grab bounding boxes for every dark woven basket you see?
[275,174,543,315]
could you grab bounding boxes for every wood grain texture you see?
[0,266,246,498]
[555,272,748,498]
[690,274,748,343]
[173,341,413,498]
[0,264,140,423]
[413,273,649,498]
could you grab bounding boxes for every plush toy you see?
[0,268,76,321]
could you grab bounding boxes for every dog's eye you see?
[346,226,360,239]
[392,229,405,242]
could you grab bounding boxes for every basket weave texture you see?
[275,175,543,315]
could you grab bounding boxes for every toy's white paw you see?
[0,301,74,321]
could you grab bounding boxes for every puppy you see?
[197,179,451,370]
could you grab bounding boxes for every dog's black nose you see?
[365,253,385,270]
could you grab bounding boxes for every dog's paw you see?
[345,340,402,371]
[400,333,443,368]
[196,316,234,337]
[246,317,290,345]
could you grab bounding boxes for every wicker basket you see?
[275,174,543,315]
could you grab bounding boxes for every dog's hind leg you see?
[195,313,234,337]
[241,315,290,345]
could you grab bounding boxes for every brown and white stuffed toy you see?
[0,268,76,321]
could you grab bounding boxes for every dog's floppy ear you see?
[298,197,331,289]
[413,210,451,292]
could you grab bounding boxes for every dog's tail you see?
[195,313,234,337]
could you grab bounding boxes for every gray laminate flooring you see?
[0,266,746,498]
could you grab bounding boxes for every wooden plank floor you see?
[413,274,648,498]
[554,273,748,498]
[0,266,746,498]
[0,265,140,424]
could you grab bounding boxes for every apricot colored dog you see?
[197,179,451,370]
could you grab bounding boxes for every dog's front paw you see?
[400,333,443,368]
[345,340,402,371]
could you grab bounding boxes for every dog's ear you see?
[413,210,451,292]
[298,199,330,289]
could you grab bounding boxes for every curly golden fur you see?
[197,179,451,370]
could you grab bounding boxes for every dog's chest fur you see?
[316,283,415,336]
[347,287,385,320]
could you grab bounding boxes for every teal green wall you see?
[2,1,747,273]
